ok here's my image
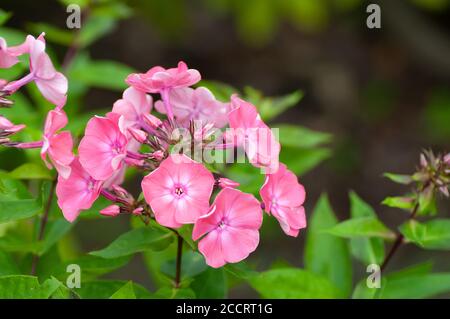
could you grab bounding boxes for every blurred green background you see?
[0,0,449,297]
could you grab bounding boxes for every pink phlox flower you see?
[0,115,26,135]
[111,87,153,131]
[155,87,228,128]
[41,109,74,179]
[56,157,103,222]
[126,61,200,93]
[141,154,214,228]
[79,113,129,181]
[192,188,262,268]
[3,33,68,107]
[260,163,306,237]
[227,95,280,173]
[0,36,30,68]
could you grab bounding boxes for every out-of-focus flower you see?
[111,87,152,131]
[41,109,74,179]
[3,34,68,107]
[141,154,214,228]
[260,163,306,237]
[227,95,280,173]
[0,115,25,136]
[0,36,30,68]
[126,61,200,94]
[79,113,128,181]
[193,188,262,268]
[155,87,228,128]
[56,157,103,222]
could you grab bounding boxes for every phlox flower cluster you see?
[0,34,306,267]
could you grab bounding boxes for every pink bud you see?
[124,157,145,167]
[150,150,165,161]
[142,113,162,128]
[132,207,143,215]
[218,177,240,189]
[444,153,450,165]
[128,127,147,143]
[111,184,129,198]
[100,205,121,217]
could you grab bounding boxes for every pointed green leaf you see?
[326,217,395,239]
[304,194,352,297]
[382,196,415,210]
[110,281,136,299]
[0,199,41,223]
[383,173,413,185]
[249,268,341,298]
[349,192,385,264]
[277,124,332,149]
[8,163,53,180]
[90,227,174,258]
[400,219,450,250]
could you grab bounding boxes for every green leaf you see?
[383,173,413,185]
[326,217,395,239]
[277,124,332,149]
[0,251,20,276]
[110,281,136,299]
[78,15,116,48]
[70,59,135,91]
[352,261,434,299]
[381,273,450,298]
[90,227,174,258]
[400,219,450,250]
[191,268,227,298]
[249,268,341,298]
[37,218,74,255]
[304,194,352,297]
[0,9,12,26]
[0,199,41,223]
[348,192,385,264]
[280,147,331,176]
[0,275,59,299]
[224,262,258,280]
[8,163,53,180]
[152,287,196,299]
[77,280,151,299]
[243,87,303,121]
[382,196,415,211]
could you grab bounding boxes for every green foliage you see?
[0,275,62,299]
[326,217,395,239]
[250,268,341,298]
[90,227,174,258]
[348,192,385,265]
[110,281,136,299]
[400,219,450,250]
[304,194,352,297]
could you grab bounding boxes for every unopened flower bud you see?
[132,207,143,215]
[150,150,165,161]
[218,177,240,189]
[142,113,162,128]
[100,205,121,217]
[128,127,147,143]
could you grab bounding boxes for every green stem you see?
[31,178,56,275]
[174,234,183,288]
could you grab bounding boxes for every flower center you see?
[174,185,186,198]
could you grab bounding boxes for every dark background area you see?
[2,0,450,297]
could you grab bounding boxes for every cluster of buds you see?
[416,150,450,198]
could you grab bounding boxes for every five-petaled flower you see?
[56,157,103,222]
[260,164,307,237]
[79,113,129,181]
[41,109,74,179]
[193,188,262,268]
[141,154,215,228]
